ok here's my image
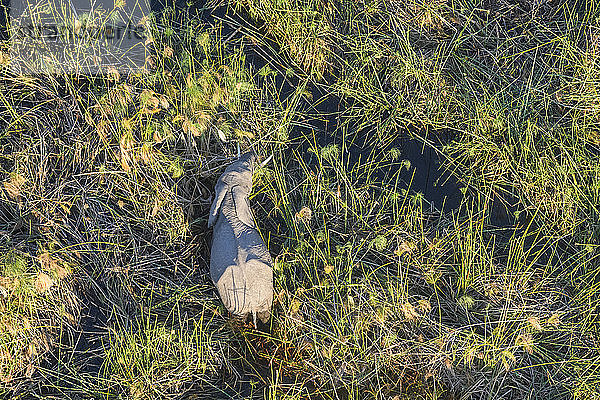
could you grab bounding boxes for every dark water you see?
[70,291,110,373]
[311,129,465,213]
[0,0,7,41]
[385,136,463,212]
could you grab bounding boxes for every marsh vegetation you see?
[0,0,599,398]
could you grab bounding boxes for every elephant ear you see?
[208,180,227,228]
[232,185,256,229]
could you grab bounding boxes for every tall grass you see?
[0,0,599,398]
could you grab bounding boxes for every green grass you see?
[0,0,599,398]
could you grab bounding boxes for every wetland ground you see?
[0,0,599,398]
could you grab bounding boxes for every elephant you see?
[208,152,274,325]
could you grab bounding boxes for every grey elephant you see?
[208,152,274,325]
